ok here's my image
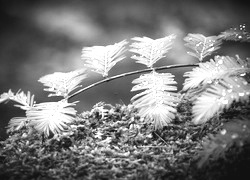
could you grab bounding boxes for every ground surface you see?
[0,99,250,180]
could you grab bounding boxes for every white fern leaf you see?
[12,91,35,110]
[28,100,77,137]
[82,40,128,77]
[131,71,179,129]
[0,89,14,104]
[8,117,28,131]
[130,34,176,68]
[192,77,250,124]
[0,89,35,110]
[184,33,222,61]
[219,24,250,42]
[183,55,250,91]
[0,90,35,131]
[39,68,87,98]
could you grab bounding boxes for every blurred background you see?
[0,0,249,140]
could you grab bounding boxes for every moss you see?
[0,101,250,180]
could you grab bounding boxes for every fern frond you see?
[192,77,250,124]
[184,33,222,61]
[0,89,14,103]
[38,68,87,98]
[183,55,250,91]
[197,117,250,168]
[130,35,176,68]
[82,40,128,77]
[131,71,179,129]
[8,117,28,131]
[219,24,250,42]
[0,89,35,131]
[28,100,78,137]
[0,89,35,110]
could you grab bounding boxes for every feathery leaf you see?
[219,24,250,42]
[0,89,35,110]
[39,68,87,98]
[197,117,250,168]
[183,55,250,91]
[184,33,222,61]
[131,71,179,129]
[0,89,35,131]
[28,100,78,137]
[192,77,250,124]
[0,89,14,104]
[8,117,28,131]
[82,40,128,77]
[130,35,176,68]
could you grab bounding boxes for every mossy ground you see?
[0,99,249,180]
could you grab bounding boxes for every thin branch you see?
[67,63,198,100]
[153,132,168,145]
[137,146,169,148]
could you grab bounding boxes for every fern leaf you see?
[130,35,176,68]
[183,55,250,91]
[0,89,35,110]
[131,71,179,129]
[184,33,222,61]
[0,89,14,104]
[28,100,77,137]
[219,24,250,42]
[192,77,250,124]
[0,89,35,131]
[82,40,128,77]
[38,68,87,98]
[197,117,250,168]
[8,117,28,131]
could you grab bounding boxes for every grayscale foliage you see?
[130,35,176,68]
[184,33,222,61]
[131,71,179,129]
[1,24,250,135]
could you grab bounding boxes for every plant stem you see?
[67,63,198,100]
[153,132,168,145]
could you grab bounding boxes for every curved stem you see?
[67,63,198,100]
